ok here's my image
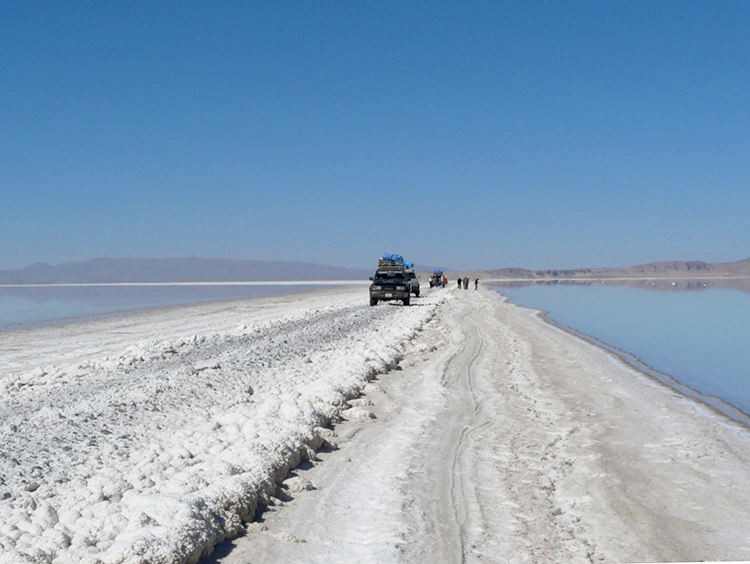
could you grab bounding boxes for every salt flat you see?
[1,286,749,563]
[0,287,440,563]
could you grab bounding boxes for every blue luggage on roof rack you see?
[379,253,406,268]
[381,253,404,263]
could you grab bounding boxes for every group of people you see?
[455,276,479,290]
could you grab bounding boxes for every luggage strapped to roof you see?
[378,253,406,268]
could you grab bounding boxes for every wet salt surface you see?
[494,283,750,420]
[0,283,362,333]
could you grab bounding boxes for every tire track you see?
[442,299,490,563]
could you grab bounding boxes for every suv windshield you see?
[374,270,405,280]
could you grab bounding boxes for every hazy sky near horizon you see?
[2,1,748,271]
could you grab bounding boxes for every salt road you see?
[206,287,750,564]
[1,286,749,563]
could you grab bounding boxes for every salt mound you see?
[283,476,314,493]
[348,398,374,407]
[341,406,376,422]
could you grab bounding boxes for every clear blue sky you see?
[2,1,748,271]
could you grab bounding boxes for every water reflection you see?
[492,277,750,294]
[494,281,750,425]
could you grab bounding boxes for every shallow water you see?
[0,283,347,332]
[494,283,750,419]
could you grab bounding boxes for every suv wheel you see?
[370,298,377,306]
[402,297,410,306]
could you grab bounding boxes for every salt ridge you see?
[0,289,446,563]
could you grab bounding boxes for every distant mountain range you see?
[0,258,373,284]
[481,256,750,280]
[2,256,749,285]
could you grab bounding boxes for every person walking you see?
[474,278,479,290]
[463,276,469,289]
[457,277,462,289]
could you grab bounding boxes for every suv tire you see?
[370,298,377,306]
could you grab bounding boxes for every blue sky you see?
[2,1,748,271]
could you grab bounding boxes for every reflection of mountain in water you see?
[493,278,750,294]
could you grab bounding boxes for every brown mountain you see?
[483,256,750,280]
[0,258,372,284]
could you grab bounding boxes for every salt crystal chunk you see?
[341,407,376,422]
[283,476,314,492]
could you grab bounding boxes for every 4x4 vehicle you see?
[404,269,420,297]
[369,256,411,306]
[429,269,444,288]
[369,269,410,306]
